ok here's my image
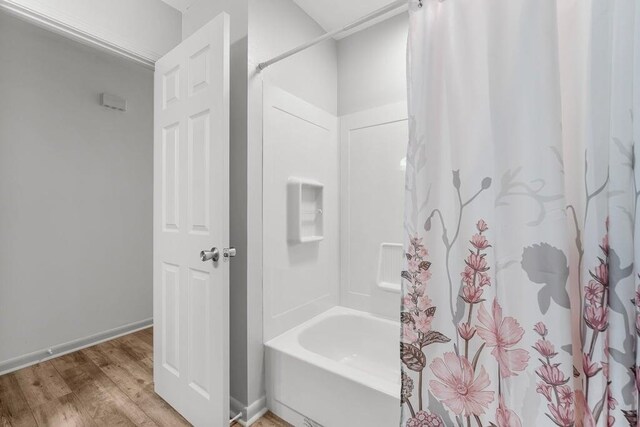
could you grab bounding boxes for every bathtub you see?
[265,306,401,426]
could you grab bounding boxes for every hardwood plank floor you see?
[238,411,291,427]
[0,328,289,427]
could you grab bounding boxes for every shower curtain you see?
[401,0,640,426]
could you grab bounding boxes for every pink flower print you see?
[416,245,428,258]
[594,262,608,287]
[407,245,416,257]
[413,311,433,333]
[607,387,618,410]
[408,257,421,274]
[476,219,489,232]
[537,382,553,401]
[548,403,575,427]
[536,364,570,386]
[584,305,608,331]
[470,234,490,250]
[495,396,522,427]
[477,273,491,287]
[557,385,574,406]
[534,322,548,337]
[582,353,601,378]
[601,233,609,254]
[575,391,594,427]
[405,411,444,427]
[457,323,476,341]
[402,295,414,309]
[416,268,432,284]
[607,416,615,427]
[461,267,475,285]
[466,253,489,272]
[416,295,432,311]
[404,295,432,313]
[533,339,557,358]
[476,299,529,378]
[429,352,494,416]
[585,281,604,306]
[402,323,419,344]
[462,284,483,304]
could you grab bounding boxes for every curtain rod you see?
[257,0,408,71]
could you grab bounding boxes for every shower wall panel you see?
[262,84,340,341]
[339,102,408,319]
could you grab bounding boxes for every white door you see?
[153,13,230,427]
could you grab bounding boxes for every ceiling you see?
[158,0,192,13]
[159,0,405,36]
[292,0,405,35]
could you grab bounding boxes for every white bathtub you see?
[265,306,401,426]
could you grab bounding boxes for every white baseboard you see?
[247,397,268,426]
[230,395,268,426]
[230,395,246,422]
[0,318,153,375]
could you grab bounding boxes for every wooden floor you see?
[0,328,288,427]
[232,412,290,427]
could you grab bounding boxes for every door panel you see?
[154,13,230,427]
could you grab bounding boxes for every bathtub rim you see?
[264,306,401,400]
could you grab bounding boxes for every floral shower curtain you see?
[401,0,640,426]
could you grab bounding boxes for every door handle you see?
[200,247,219,262]
[223,247,237,258]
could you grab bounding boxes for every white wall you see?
[0,12,153,367]
[337,13,408,116]
[1,0,182,63]
[247,0,338,418]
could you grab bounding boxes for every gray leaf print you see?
[428,391,454,426]
[608,248,634,316]
[521,243,570,314]
[495,168,563,226]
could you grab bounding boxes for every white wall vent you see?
[100,93,127,111]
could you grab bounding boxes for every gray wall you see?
[250,0,338,114]
[228,35,249,416]
[0,12,153,365]
[183,0,247,44]
[337,13,408,115]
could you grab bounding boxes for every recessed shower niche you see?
[287,177,324,243]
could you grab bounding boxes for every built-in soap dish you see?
[288,177,324,243]
[377,243,403,293]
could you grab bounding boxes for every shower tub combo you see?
[266,307,401,426]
